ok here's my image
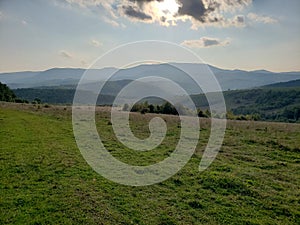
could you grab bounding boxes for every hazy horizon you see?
[1,62,300,74]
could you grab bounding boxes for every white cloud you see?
[181,37,230,48]
[59,50,73,58]
[247,13,278,24]
[90,39,102,47]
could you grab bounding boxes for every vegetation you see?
[13,86,300,122]
[123,102,188,116]
[192,87,300,123]
[13,88,115,105]
[13,88,77,104]
[125,102,222,119]
[227,88,300,122]
[0,82,29,103]
[262,79,300,88]
[1,102,300,224]
[126,102,264,122]
[0,82,16,102]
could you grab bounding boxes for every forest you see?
[0,81,298,123]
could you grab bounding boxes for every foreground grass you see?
[0,103,300,224]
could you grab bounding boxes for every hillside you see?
[262,79,300,88]
[226,89,300,122]
[1,102,299,224]
[191,88,300,122]
[13,85,300,123]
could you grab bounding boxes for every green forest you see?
[0,82,299,123]
[191,88,300,123]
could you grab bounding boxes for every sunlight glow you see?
[156,0,180,16]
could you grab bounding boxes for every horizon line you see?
[1,62,300,74]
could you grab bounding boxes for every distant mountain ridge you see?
[1,63,300,94]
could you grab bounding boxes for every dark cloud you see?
[177,0,219,23]
[202,38,220,47]
[176,0,250,23]
[122,5,152,20]
[236,15,245,24]
[181,37,230,48]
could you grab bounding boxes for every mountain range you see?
[1,63,300,94]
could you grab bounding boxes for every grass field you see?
[1,102,300,224]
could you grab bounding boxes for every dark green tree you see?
[0,82,16,102]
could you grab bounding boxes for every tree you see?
[33,98,42,104]
[0,82,16,102]
[162,102,177,115]
[149,104,155,113]
[198,110,207,118]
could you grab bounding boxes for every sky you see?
[0,0,299,73]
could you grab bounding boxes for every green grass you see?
[1,102,300,224]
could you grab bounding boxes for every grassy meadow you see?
[0,102,300,224]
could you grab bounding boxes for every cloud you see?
[121,5,152,21]
[177,0,252,28]
[59,50,73,58]
[181,37,230,48]
[231,15,246,27]
[177,0,215,23]
[60,0,254,28]
[247,13,278,24]
[90,39,102,47]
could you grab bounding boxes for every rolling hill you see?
[262,79,300,88]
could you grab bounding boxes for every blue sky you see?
[0,0,299,72]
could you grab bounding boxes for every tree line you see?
[122,101,263,121]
